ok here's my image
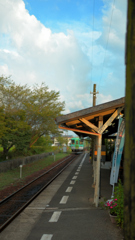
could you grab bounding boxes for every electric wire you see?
[91,0,95,82]
[97,0,116,92]
[90,0,95,103]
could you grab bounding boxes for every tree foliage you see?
[0,76,65,156]
[34,135,53,147]
[56,135,68,146]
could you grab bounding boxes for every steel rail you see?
[0,154,72,205]
[0,154,78,232]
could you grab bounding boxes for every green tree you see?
[34,135,53,148]
[0,76,65,156]
[56,135,67,147]
[1,109,31,156]
[24,83,65,147]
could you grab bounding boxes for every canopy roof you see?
[56,97,125,138]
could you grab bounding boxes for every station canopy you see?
[55,97,125,139]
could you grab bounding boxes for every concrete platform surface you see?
[0,153,123,240]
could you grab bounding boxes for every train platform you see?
[0,152,123,240]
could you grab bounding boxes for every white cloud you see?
[98,0,127,53]
[0,1,91,96]
[97,93,113,105]
[0,0,127,115]
[0,64,10,76]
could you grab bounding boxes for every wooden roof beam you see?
[98,107,124,134]
[58,125,100,137]
[79,118,99,133]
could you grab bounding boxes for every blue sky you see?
[24,0,104,27]
[0,0,127,118]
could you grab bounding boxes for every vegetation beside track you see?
[0,152,70,191]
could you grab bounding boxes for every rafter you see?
[79,118,99,133]
[58,125,100,136]
[98,107,124,134]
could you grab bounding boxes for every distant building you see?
[52,135,73,147]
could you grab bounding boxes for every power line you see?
[97,0,116,92]
[90,0,96,104]
[90,0,95,87]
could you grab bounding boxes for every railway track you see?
[0,154,77,232]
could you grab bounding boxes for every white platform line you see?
[49,211,61,222]
[72,176,77,180]
[27,207,46,210]
[70,180,76,185]
[60,196,69,204]
[40,234,53,240]
[79,153,87,167]
[66,186,73,193]
[75,172,79,175]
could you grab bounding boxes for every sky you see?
[0,0,127,116]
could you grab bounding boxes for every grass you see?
[0,152,70,190]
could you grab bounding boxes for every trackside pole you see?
[20,165,23,178]
[52,152,55,161]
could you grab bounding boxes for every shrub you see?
[106,180,124,228]
[114,180,124,228]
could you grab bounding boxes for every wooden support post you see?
[92,137,95,164]
[124,1,135,239]
[94,116,103,207]
[93,137,97,186]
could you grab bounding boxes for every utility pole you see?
[90,84,99,166]
[90,84,99,106]
[90,84,102,207]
